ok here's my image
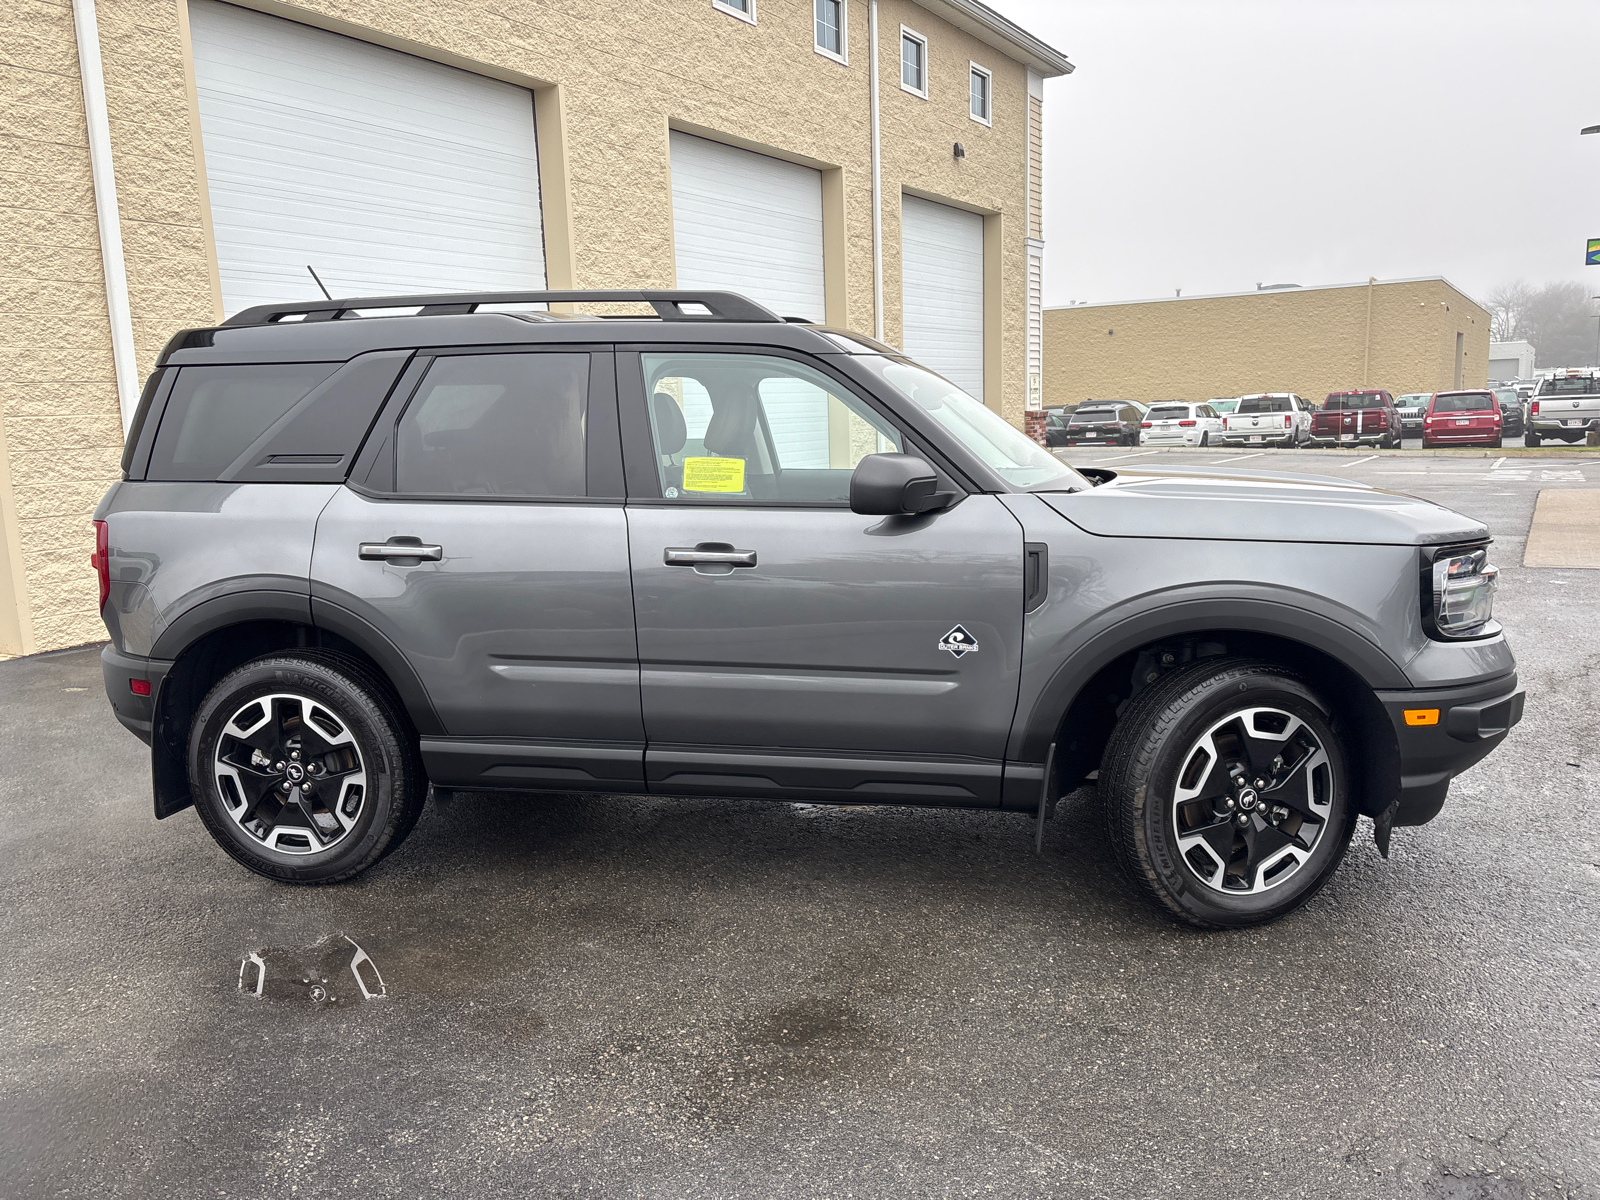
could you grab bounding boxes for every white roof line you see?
[1046,275,1487,312]
[914,0,1074,76]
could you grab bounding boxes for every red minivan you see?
[1422,390,1502,448]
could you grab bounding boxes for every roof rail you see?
[222,289,783,327]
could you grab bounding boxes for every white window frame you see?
[899,25,928,98]
[968,62,992,126]
[813,0,847,64]
[712,0,756,25]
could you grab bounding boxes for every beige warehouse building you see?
[1043,277,1490,412]
[0,0,1070,655]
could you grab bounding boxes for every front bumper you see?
[1378,672,1524,826]
[101,644,173,745]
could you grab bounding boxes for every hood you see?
[1041,466,1488,546]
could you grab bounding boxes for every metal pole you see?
[869,0,884,342]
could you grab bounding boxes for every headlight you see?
[1422,544,1499,639]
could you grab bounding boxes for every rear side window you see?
[147,363,337,481]
[395,353,588,497]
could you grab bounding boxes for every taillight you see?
[1178,419,1196,426]
[91,520,109,610]
[1531,400,1540,414]
[1140,422,1152,428]
[1283,415,1292,427]
[129,679,151,696]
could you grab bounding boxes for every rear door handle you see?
[1024,542,1048,613]
[359,538,443,562]
[664,545,757,568]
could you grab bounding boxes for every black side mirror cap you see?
[849,453,956,515]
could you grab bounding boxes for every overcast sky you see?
[983,0,1600,309]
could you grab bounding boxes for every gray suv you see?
[94,290,1523,928]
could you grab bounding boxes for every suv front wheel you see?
[188,652,427,883]
[1099,659,1356,928]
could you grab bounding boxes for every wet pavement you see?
[2,451,1597,1199]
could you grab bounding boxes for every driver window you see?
[641,353,902,503]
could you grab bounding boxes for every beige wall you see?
[0,0,1050,653]
[1042,278,1491,410]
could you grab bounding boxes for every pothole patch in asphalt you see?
[238,934,386,1004]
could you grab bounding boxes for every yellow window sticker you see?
[681,456,746,493]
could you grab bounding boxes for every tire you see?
[188,651,427,883]
[1492,436,1502,449]
[1200,432,1210,447]
[1099,658,1357,929]
[1524,432,1540,447]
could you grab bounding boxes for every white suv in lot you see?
[1394,394,1430,435]
[1140,401,1226,447]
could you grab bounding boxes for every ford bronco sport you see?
[94,290,1523,928]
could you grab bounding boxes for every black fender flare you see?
[149,582,311,660]
[1010,595,1410,765]
[310,597,445,737]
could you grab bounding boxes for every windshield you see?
[864,359,1086,491]
[1539,377,1600,396]
[1210,399,1239,413]
[1432,392,1494,413]
[1236,396,1291,413]
[1493,389,1518,406]
[1395,395,1428,407]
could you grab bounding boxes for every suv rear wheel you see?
[1099,659,1356,928]
[188,652,426,883]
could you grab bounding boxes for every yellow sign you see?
[682,456,746,493]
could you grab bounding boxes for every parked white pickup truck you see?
[1526,371,1600,446]
[1217,393,1312,448]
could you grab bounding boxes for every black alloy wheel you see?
[189,652,427,883]
[1099,658,1356,928]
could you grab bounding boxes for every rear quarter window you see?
[146,363,338,481]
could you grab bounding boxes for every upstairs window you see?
[815,0,845,61]
[713,0,755,24]
[969,63,992,124]
[900,27,927,97]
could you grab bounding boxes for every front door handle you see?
[664,544,757,568]
[359,537,443,562]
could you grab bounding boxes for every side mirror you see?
[849,453,954,516]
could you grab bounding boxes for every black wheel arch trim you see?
[149,583,311,660]
[308,597,445,736]
[1011,595,1411,766]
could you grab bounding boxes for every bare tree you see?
[1486,280,1598,367]
[1485,280,1534,342]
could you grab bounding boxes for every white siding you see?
[901,195,985,402]
[189,0,545,316]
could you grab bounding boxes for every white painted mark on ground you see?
[1210,453,1267,464]
[1543,470,1586,482]
[1337,455,1380,468]
[1096,450,1162,463]
[1490,456,1508,471]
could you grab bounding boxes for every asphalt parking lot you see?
[3,451,1597,1199]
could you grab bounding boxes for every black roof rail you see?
[222,290,784,327]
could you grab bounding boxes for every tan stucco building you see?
[1043,277,1490,411]
[0,0,1070,655]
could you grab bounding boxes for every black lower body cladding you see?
[100,644,171,744]
[1378,673,1524,826]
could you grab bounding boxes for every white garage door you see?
[901,195,985,402]
[671,132,828,464]
[188,0,545,317]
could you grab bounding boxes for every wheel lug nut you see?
[1254,778,1266,789]
[1236,813,1249,827]
[274,761,285,772]
[280,780,291,793]
[290,750,301,761]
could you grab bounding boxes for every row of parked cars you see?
[1045,372,1600,450]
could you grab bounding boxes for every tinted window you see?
[1147,405,1189,419]
[1431,393,1495,414]
[147,363,337,480]
[1236,396,1292,413]
[395,354,587,497]
[641,353,901,503]
[1071,406,1121,422]
[1322,393,1385,410]
[1539,376,1600,395]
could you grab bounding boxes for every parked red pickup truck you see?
[1309,390,1402,448]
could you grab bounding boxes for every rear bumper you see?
[1378,672,1524,826]
[101,644,173,745]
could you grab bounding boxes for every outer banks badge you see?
[938,625,979,658]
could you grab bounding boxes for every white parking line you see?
[1096,450,1162,463]
[1490,456,1507,471]
[1337,455,1380,468]
[1209,452,1267,464]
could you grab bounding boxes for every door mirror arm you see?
[849,453,958,516]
